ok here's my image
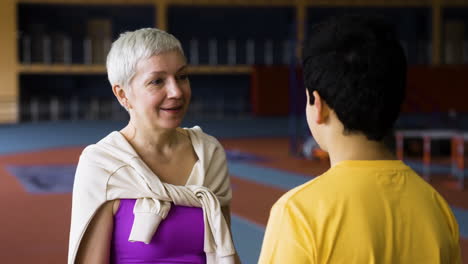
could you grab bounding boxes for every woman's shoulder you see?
[82,130,136,156]
[80,131,119,153]
[77,131,131,173]
[183,126,223,148]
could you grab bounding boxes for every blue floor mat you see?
[6,165,76,193]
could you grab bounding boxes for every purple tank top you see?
[111,199,206,264]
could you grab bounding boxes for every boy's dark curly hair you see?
[302,15,407,141]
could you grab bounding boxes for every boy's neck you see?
[326,133,396,167]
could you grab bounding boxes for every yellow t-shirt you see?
[258,160,460,264]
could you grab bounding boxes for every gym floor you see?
[0,119,466,263]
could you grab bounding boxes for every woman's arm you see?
[75,200,118,264]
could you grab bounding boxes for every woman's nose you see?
[166,79,183,98]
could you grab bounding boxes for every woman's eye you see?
[176,74,189,81]
[150,79,164,85]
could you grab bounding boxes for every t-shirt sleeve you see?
[434,192,462,264]
[258,200,314,264]
[447,205,462,264]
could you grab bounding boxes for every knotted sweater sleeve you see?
[201,132,232,207]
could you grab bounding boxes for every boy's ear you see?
[312,91,329,124]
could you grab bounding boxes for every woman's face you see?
[127,50,190,131]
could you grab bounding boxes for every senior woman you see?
[68,28,238,264]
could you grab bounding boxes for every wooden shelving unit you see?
[1,0,467,123]
[0,0,18,123]
[18,64,253,75]
[19,64,107,75]
[186,65,253,75]
[16,0,156,4]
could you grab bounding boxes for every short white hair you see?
[106,28,184,88]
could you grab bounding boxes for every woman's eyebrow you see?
[145,65,187,79]
[176,65,187,73]
[147,71,166,75]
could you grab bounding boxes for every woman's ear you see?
[312,91,329,124]
[112,84,131,110]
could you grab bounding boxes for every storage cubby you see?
[169,6,295,65]
[18,3,155,64]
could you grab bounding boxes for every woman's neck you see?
[120,123,180,158]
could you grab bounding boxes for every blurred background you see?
[0,0,468,263]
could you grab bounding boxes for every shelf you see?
[169,0,293,6]
[18,64,253,75]
[16,0,293,6]
[442,0,468,6]
[16,0,468,7]
[19,64,107,74]
[306,0,432,7]
[187,65,253,74]
[16,0,155,4]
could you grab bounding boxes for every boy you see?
[258,15,460,263]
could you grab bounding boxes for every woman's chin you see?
[155,118,184,130]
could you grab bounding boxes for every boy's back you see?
[259,160,460,263]
[258,14,461,263]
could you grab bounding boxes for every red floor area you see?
[0,148,79,263]
[0,138,467,263]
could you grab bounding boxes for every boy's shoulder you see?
[275,169,335,208]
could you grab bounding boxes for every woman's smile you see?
[160,105,184,114]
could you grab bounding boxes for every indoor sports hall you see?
[1,0,467,263]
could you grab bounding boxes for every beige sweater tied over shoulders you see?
[68,126,236,264]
